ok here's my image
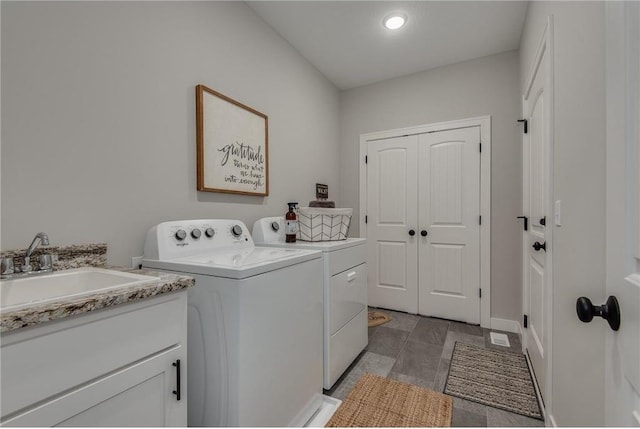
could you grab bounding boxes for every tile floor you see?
[324,308,545,427]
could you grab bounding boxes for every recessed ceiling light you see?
[384,13,407,30]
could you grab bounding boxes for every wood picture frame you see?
[196,84,269,196]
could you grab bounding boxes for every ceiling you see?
[248,1,529,90]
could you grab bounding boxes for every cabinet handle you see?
[172,359,181,401]
[347,271,357,282]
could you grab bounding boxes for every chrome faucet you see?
[22,232,50,273]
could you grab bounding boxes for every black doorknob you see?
[408,229,416,237]
[540,217,546,226]
[421,230,428,237]
[576,296,621,331]
[532,241,546,251]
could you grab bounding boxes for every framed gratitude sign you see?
[196,84,269,196]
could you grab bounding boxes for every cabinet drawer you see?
[1,292,187,418]
[325,309,367,389]
[329,263,367,335]
[326,245,366,277]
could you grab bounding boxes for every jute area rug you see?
[367,310,391,327]
[444,342,543,420]
[326,373,452,427]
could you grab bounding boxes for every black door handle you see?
[421,230,428,237]
[517,216,528,231]
[532,241,546,251]
[540,217,546,226]
[576,296,620,331]
[408,229,416,237]
[172,359,181,400]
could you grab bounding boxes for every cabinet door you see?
[2,347,185,427]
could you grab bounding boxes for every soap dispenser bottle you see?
[285,202,298,243]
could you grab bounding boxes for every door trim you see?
[521,15,554,422]
[605,1,640,424]
[359,116,491,328]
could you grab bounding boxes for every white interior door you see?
[417,127,481,324]
[366,135,418,313]
[605,2,640,425]
[522,23,551,403]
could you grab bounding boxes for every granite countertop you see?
[0,268,194,333]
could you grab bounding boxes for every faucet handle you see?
[39,254,53,270]
[1,258,15,276]
[22,256,32,273]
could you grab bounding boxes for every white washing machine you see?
[143,219,324,427]
[252,217,367,389]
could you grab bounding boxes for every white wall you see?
[340,51,522,323]
[520,1,606,426]
[1,1,340,266]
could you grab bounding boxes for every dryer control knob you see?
[204,228,215,238]
[271,221,280,232]
[175,229,187,241]
[231,225,243,238]
[191,229,202,239]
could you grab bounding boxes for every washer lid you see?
[143,247,321,279]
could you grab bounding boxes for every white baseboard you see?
[490,317,522,335]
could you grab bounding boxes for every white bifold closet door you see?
[417,127,481,324]
[366,135,419,314]
[367,127,481,323]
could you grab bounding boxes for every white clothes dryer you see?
[252,217,367,389]
[143,219,324,427]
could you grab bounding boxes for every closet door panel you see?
[418,127,481,323]
[366,136,418,313]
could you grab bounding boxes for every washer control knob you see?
[191,229,202,239]
[231,225,243,238]
[175,229,187,241]
[205,228,215,238]
[271,221,280,232]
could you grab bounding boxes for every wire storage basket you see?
[297,207,352,241]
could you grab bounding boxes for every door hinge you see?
[479,215,482,225]
[517,216,528,231]
[524,314,528,328]
[365,155,368,164]
[479,288,482,298]
[365,215,368,224]
[517,119,528,134]
[479,143,482,153]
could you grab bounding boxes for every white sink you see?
[1,267,158,311]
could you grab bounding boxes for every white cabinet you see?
[1,291,188,427]
[324,243,368,389]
